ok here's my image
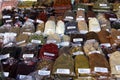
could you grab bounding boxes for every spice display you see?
[109,29,120,45]
[88,53,110,77]
[36,22,44,32]
[52,54,75,76]
[39,43,58,60]
[97,30,110,44]
[56,20,65,35]
[88,18,101,32]
[47,33,61,44]
[83,39,102,56]
[16,34,29,46]
[75,55,90,77]
[70,34,86,45]
[65,21,79,35]
[85,31,99,42]
[44,20,56,35]
[97,13,111,30]
[109,51,120,78]
[28,34,45,45]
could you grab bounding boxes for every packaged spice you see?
[75,55,90,77]
[97,30,110,44]
[88,18,101,32]
[70,34,86,45]
[44,20,56,35]
[65,21,79,35]
[56,20,65,35]
[52,54,75,77]
[36,22,44,32]
[59,46,71,56]
[28,34,45,45]
[76,10,85,19]
[88,53,110,77]
[16,34,29,46]
[111,19,120,29]
[47,33,61,44]
[83,39,102,56]
[110,51,120,78]
[39,43,58,60]
[85,31,99,42]
[97,13,111,31]
[9,27,20,36]
[109,29,120,45]
[64,10,75,22]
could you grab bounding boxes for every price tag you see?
[57,69,70,74]
[17,40,26,45]
[23,54,34,58]
[47,40,56,44]
[73,38,83,42]
[60,42,70,46]
[15,16,19,19]
[31,39,41,44]
[65,16,73,19]
[76,17,85,21]
[67,26,76,29]
[78,68,90,74]
[117,36,120,39]
[94,67,108,73]
[3,15,11,19]
[99,4,107,7]
[109,18,117,21]
[78,8,85,11]
[44,52,55,57]
[89,51,101,54]
[19,75,32,80]
[6,20,12,23]
[100,43,111,47]
[73,51,84,55]
[38,70,50,76]
[36,19,44,23]
[0,54,10,60]
[3,72,9,77]
[116,65,120,71]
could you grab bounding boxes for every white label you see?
[15,16,19,19]
[94,67,108,73]
[19,75,32,79]
[99,4,107,7]
[73,38,83,42]
[100,43,111,47]
[116,65,120,71]
[57,69,70,74]
[38,70,50,76]
[47,40,56,44]
[17,40,26,45]
[65,16,73,19]
[89,51,101,54]
[36,19,44,23]
[73,51,84,55]
[109,18,117,21]
[44,52,55,57]
[0,54,10,60]
[101,24,107,27]
[23,32,32,35]
[60,42,70,46]
[3,15,11,19]
[67,26,76,29]
[78,68,90,74]
[6,20,12,23]
[107,54,111,57]
[117,36,120,39]
[3,72,9,77]
[78,8,85,11]
[23,54,34,58]
[76,17,85,21]
[31,39,41,44]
